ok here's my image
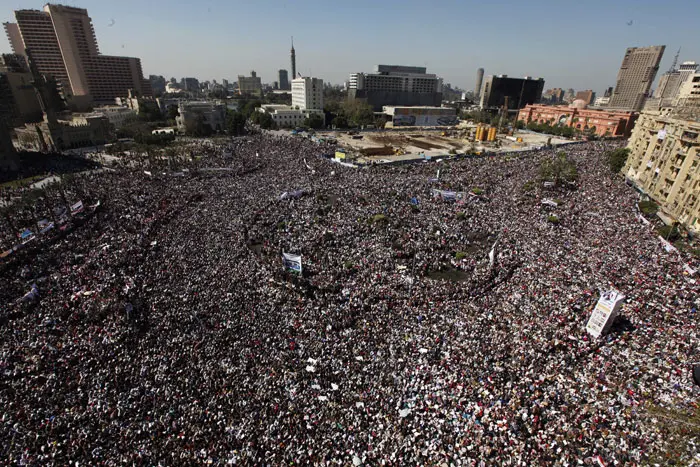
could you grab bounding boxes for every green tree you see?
[185,113,213,137]
[166,104,179,121]
[342,100,375,127]
[239,99,263,118]
[303,113,325,130]
[249,111,277,130]
[605,148,630,173]
[226,111,247,136]
[539,151,578,187]
[138,101,163,122]
[331,115,348,129]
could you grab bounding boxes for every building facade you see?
[0,54,42,124]
[593,96,611,107]
[543,88,565,104]
[3,4,151,107]
[623,111,700,233]
[14,113,111,151]
[608,46,665,111]
[175,101,226,133]
[517,103,637,138]
[673,73,700,120]
[278,69,289,91]
[257,104,321,129]
[348,65,443,111]
[575,90,596,106]
[292,77,323,111]
[479,75,544,110]
[238,71,262,97]
[475,68,484,97]
[92,106,137,129]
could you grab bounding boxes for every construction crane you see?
[497,96,509,134]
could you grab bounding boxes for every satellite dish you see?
[694,364,700,387]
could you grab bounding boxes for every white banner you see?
[282,253,302,273]
[586,290,625,338]
[70,200,84,215]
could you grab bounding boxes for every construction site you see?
[328,123,573,165]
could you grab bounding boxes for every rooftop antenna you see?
[668,47,681,73]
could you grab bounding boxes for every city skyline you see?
[1,0,699,95]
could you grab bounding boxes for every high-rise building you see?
[290,38,296,80]
[604,87,614,98]
[149,75,166,95]
[543,88,564,104]
[608,45,665,111]
[479,75,544,110]
[0,54,42,123]
[658,62,699,101]
[292,76,323,111]
[182,77,200,92]
[674,73,700,119]
[348,65,443,111]
[279,69,289,91]
[563,88,576,104]
[3,4,151,107]
[475,68,484,97]
[238,71,262,97]
[575,90,596,106]
[623,112,700,233]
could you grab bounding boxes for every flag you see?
[282,253,302,273]
[489,240,498,268]
[40,222,55,234]
[70,201,84,215]
[21,283,39,302]
[442,191,456,202]
[37,219,51,229]
[541,199,558,207]
[20,229,35,241]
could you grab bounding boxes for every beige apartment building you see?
[624,111,700,233]
[3,4,151,108]
[609,46,665,111]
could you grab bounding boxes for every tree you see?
[166,104,179,121]
[185,113,213,137]
[539,151,578,187]
[303,113,324,130]
[342,100,375,127]
[249,111,277,130]
[138,101,163,122]
[239,99,263,118]
[331,115,348,129]
[606,148,630,173]
[226,111,247,136]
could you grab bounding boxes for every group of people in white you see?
[0,133,698,465]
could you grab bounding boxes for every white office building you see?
[292,77,323,111]
[258,104,323,129]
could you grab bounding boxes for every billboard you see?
[586,290,625,338]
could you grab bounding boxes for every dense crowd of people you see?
[1,134,698,465]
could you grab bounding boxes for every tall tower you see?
[290,37,296,79]
[608,45,665,111]
[475,67,484,98]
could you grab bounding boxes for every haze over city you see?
[2,0,700,92]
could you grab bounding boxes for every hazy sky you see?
[1,0,699,95]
